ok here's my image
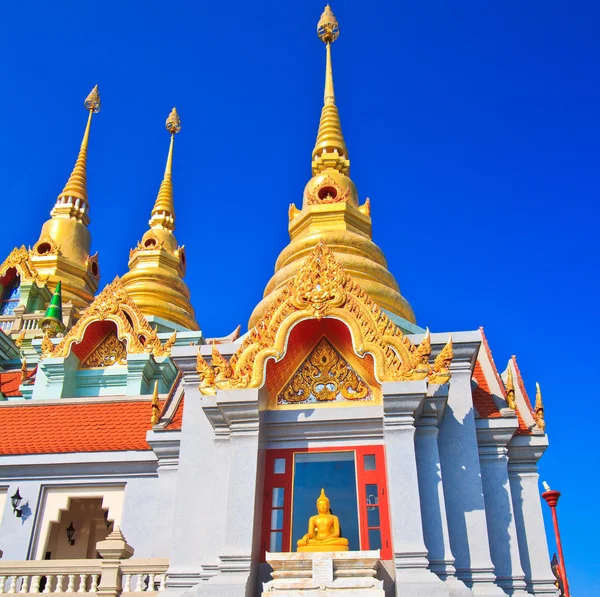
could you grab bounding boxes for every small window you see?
[274,458,286,474]
[363,454,376,471]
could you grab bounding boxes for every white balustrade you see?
[0,559,168,595]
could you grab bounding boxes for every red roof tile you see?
[472,361,502,418]
[0,400,162,455]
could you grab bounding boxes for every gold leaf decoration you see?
[428,336,453,384]
[198,242,452,393]
[80,332,127,368]
[278,337,371,405]
[196,349,216,395]
[0,246,43,285]
[49,277,162,359]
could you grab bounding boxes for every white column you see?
[163,350,219,592]
[383,381,450,597]
[508,436,558,596]
[477,422,528,596]
[438,351,504,596]
[199,388,262,597]
[415,391,472,597]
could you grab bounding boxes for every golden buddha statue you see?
[297,488,349,552]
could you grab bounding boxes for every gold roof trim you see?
[0,246,44,285]
[197,242,452,393]
[44,277,177,359]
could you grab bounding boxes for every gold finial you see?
[149,108,180,231]
[166,107,181,135]
[505,364,517,410]
[84,85,101,113]
[534,381,546,432]
[317,5,339,44]
[150,380,160,425]
[312,5,349,176]
[53,86,101,222]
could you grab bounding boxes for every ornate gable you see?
[197,242,452,393]
[277,336,372,405]
[45,277,176,359]
[0,246,44,285]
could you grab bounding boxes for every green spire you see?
[40,281,65,337]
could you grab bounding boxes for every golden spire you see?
[51,86,101,225]
[149,108,181,231]
[505,363,517,410]
[312,5,349,175]
[120,107,198,331]
[248,4,416,329]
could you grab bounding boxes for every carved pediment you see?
[0,246,44,285]
[197,242,452,393]
[278,337,372,405]
[80,332,127,368]
[44,277,177,359]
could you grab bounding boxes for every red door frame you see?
[261,445,392,560]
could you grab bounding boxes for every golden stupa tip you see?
[318,5,339,44]
[166,107,181,135]
[84,85,101,113]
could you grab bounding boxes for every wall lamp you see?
[10,488,23,517]
[66,522,76,546]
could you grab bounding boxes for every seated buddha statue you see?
[297,488,349,552]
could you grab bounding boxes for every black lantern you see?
[10,488,22,517]
[66,522,76,546]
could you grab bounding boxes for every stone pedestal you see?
[262,551,384,595]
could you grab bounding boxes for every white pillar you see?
[508,436,558,596]
[198,388,262,597]
[477,421,528,596]
[415,390,472,597]
[383,380,450,597]
[438,350,504,596]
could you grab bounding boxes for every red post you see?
[542,489,570,597]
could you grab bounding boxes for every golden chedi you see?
[30,86,102,312]
[249,6,415,329]
[120,108,199,331]
[297,488,349,552]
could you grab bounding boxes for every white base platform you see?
[262,550,384,595]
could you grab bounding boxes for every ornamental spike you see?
[149,108,180,231]
[150,380,160,425]
[312,5,349,176]
[52,86,101,223]
[505,362,517,410]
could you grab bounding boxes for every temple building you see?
[0,6,558,597]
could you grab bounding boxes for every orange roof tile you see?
[0,400,163,455]
[472,361,502,418]
[0,368,35,398]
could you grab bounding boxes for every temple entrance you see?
[291,452,360,551]
[43,497,113,560]
[261,445,391,560]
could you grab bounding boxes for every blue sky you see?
[0,0,598,592]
